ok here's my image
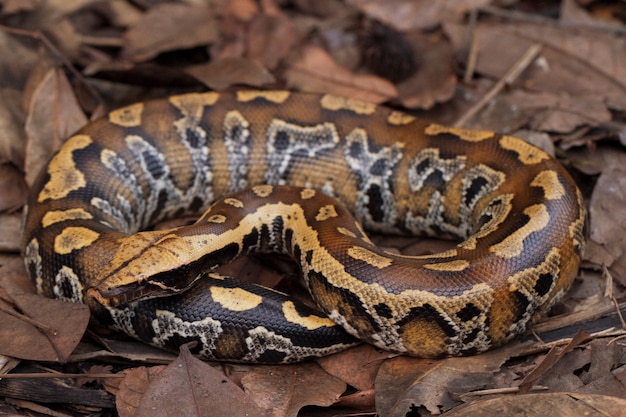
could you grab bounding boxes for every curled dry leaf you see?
[122,3,219,62]
[241,363,346,417]
[284,44,398,103]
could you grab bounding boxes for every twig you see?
[463,8,479,83]
[612,297,626,329]
[0,304,57,335]
[453,43,543,128]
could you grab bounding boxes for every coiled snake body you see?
[22,91,585,363]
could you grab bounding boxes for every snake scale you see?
[21,90,586,363]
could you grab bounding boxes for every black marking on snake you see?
[265,120,339,185]
[510,290,532,327]
[188,196,204,213]
[456,303,481,322]
[272,216,285,247]
[344,129,402,230]
[223,111,251,192]
[209,242,241,266]
[535,272,555,297]
[465,177,489,207]
[398,304,457,339]
[147,189,169,225]
[284,228,294,253]
[307,270,383,334]
[460,328,482,351]
[242,226,260,250]
[305,249,313,265]
[374,303,394,319]
[366,184,385,223]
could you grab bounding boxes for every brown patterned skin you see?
[21,91,586,362]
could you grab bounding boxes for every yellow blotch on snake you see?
[210,287,263,311]
[108,103,144,127]
[38,135,91,203]
[42,208,93,228]
[282,301,336,330]
[54,227,100,255]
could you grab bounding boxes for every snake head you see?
[87,271,203,307]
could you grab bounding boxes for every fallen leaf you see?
[0,162,28,213]
[116,366,165,417]
[284,44,398,103]
[23,67,88,186]
[375,345,529,416]
[0,214,21,252]
[131,345,267,417]
[241,363,346,417]
[587,149,626,280]
[122,3,219,62]
[247,13,298,70]
[444,21,626,111]
[317,344,392,391]
[0,258,90,362]
[395,31,457,109]
[347,0,490,31]
[185,57,275,90]
[443,393,626,417]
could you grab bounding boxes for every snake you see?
[21,90,586,363]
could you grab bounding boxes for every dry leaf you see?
[0,214,21,252]
[347,0,490,31]
[247,13,298,70]
[284,44,398,103]
[116,366,165,417]
[122,3,219,62]
[241,363,346,417]
[588,149,626,281]
[23,67,88,186]
[317,344,392,391]
[130,345,267,417]
[185,57,275,90]
[444,21,626,110]
[0,259,90,362]
[443,393,626,417]
[395,31,457,109]
[0,163,28,213]
[375,345,529,416]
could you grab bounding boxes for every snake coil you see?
[22,91,585,363]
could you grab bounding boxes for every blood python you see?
[21,90,585,363]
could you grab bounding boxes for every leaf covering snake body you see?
[22,91,586,363]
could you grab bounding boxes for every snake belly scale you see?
[22,90,585,363]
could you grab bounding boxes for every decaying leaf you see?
[241,363,346,417]
[122,3,219,62]
[284,44,398,103]
[127,345,267,417]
